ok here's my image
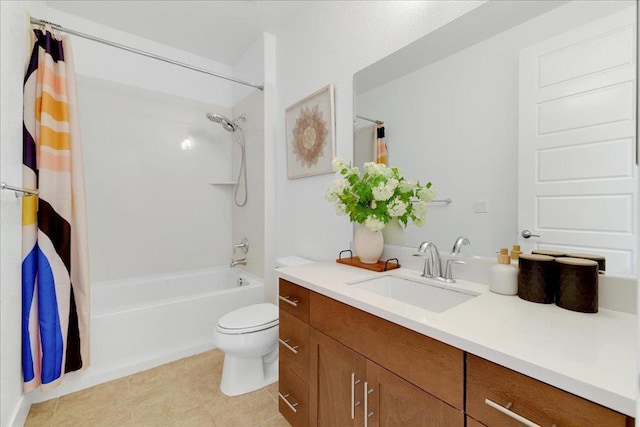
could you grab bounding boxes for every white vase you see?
[382,218,405,246]
[354,224,384,264]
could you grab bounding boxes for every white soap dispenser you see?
[490,248,518,295]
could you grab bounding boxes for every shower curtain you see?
[375,124,387,165]
[22,27,90,392]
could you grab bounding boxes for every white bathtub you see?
[32,267,264,402]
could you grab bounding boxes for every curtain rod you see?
[356,115,384,125]
[30,17,264,91]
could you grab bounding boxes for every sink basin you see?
[350,275,476,313]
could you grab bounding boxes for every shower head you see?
[206,113,238,132]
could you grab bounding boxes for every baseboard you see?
[10,394,32,427]
[30,343,216,403]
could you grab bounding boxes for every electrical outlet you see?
[473,200,488,213]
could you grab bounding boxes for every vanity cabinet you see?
[278,278,634,427]
[278,280,311,427]
[310,330,366,426]
[310,330,463,426]
[279,279,464,426]
[466,354,631,427]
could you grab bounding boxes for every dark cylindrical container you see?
[518,254,557,304]
[532,250,566,258]
[565,253,606,273]
[555,257,598,313]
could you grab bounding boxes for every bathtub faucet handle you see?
[233,237,249,254]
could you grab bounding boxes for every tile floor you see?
[25,349,289,427]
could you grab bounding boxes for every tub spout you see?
[230,258,247,268]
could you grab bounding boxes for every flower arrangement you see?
[325,158,436,232]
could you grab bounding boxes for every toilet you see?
[214,256,313,396]
[214,303,279,396]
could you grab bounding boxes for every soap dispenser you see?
[490,248,518,295]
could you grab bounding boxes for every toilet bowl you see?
[213,302,279,396]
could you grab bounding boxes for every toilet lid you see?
[217,303,278,334]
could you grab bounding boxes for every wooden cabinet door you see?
[365,360,464,427]
[311,330,366,427]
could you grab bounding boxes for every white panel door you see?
[519,6,637,275]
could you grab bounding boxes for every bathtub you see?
[32,267,264,402]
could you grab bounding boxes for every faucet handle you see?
[442,259,466,282]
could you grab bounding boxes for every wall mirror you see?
[353,0,638,275]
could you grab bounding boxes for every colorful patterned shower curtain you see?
[22,28,90,392]
[375,124,388,165]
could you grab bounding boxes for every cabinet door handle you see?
[278,338,299,354]
[484,399,541,427]
[279,295,299,307]
[279,392,299,413]
[364,381,374,427]
[351,373,361,420]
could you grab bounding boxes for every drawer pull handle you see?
[278,338,299,354]
[364,381,374,427]
[279,392,299,413]
[351,373,359,420]
[279,295,299,307]
[485,399,541,427]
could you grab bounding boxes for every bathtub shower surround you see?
[31,267,263,402]
[23,26,90,392]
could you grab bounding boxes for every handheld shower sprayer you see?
[205,112,249,207]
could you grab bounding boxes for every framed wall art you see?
[285,84,335,179]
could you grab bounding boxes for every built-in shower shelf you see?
[210,182,238,186]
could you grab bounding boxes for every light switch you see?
[473,200,488,213]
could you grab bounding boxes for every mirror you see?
[354,0,637,275]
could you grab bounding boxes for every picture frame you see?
[285,84,335,179]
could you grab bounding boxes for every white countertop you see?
[277,262,638,417]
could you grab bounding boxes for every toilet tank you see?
[276,256,314,268]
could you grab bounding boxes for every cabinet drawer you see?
[279,279,310,323]
[466,354,630,427]
[279,366,309,427]
[310,292,464,410]
[279,309,309,383]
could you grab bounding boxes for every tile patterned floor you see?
[25,349,289,427]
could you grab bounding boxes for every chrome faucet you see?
[451,236,470,255]
[414,241,442,279]
[230,258,247,268]
[440,259,466,283]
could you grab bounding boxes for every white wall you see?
[77,76,233,282]
[46,8,234,107]
[231,35,266,281]
[232,90,265,278]
[0,2,46,426]
[273,1,486,262]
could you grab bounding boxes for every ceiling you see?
[46,1,307,66]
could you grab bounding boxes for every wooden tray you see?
[336,256,401,272]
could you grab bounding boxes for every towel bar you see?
[1,182,39,197]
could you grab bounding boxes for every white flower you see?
[372,182,394,201]
[332,157,346,172]
[387,199,407,217]
[335,204,347,215]
[412,201,428,217]
[364,162,394,178]
[364,216,385,232]
[370,201,377,209]
[398,180,416,192]
[417,186,437,202]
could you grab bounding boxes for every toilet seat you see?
[216,303,278,335]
